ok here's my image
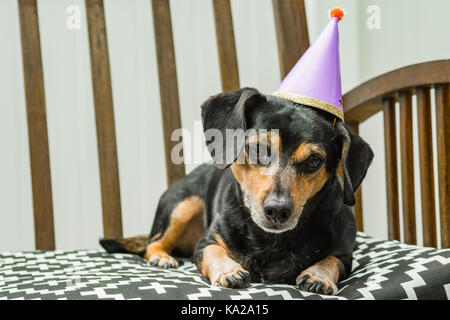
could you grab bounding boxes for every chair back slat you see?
[272,0,309,78]
[416,86,437,247]
[435,84,450,248]
[398,90,417,244]
[213,0,240,91]
[18,0,55,250]
[382,97,401,241]
[86,0,123,238]
[151,0,186,186]
[347,122,364,231]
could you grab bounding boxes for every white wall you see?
[0,0,449,251]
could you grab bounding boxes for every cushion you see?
[0,233,449,300]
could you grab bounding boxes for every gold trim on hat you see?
[272,91,344,121]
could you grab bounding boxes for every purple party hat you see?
[273,8,345,120]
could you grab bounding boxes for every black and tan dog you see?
[100,88,373,295]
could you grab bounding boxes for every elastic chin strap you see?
[333,117,337,127]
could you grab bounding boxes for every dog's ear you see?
[336,122,374,206]
[201,88,266,169]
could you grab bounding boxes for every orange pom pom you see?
[329,7,344,21]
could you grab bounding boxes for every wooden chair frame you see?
[343,60,450,247]
[16,0,449,250]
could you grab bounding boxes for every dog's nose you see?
[263,196,293,224]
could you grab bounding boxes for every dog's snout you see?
[263,195,293,224]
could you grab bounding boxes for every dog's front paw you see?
[145,244,179,268]
[296,270,338,295]
[210,267,251,288]
[147,253,179,269]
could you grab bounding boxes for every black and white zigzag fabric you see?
[0,233,449,300]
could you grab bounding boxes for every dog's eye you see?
[303,154,323,172]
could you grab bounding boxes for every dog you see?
[100,87,373,295]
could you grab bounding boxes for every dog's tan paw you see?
[210,267,250,288]
[147,253,179,269]
[296,270,338,295]
[145,244,179,268]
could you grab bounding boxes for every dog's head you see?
[201,88,373,233]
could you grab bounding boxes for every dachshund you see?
[100,88,373,295]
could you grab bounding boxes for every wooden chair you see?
[17,0,449,251]
[343,61,450,248]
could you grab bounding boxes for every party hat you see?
[273,8,345,121]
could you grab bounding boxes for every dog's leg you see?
[145,196,205,268]
[195,235,250,288]
[296,256,344,295]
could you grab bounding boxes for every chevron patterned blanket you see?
[1,233,449,300]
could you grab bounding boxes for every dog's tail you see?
[99,235,148,257]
